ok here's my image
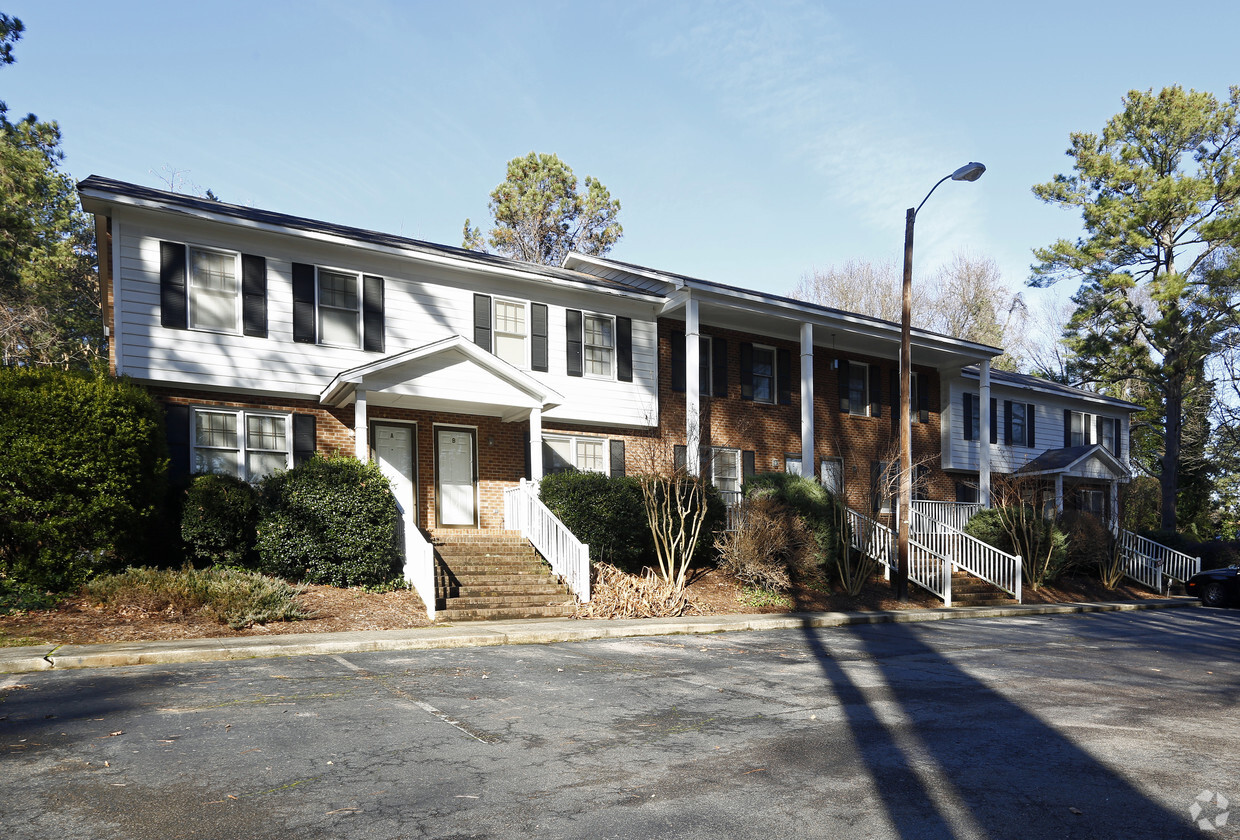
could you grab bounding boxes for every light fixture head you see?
[951,162,986,182]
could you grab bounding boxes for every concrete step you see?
[442,594,574,609]
[456,583,566,596]
[437,604,575,622]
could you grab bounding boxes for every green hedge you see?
[0,369,167,590]
[255,454,400,587]
[182,473,260,568]
[742,472,848,569]
[539,471,653,572]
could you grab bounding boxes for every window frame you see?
[1101,416,1118,455]
[710,447,742,496]
[751,343,776,404]
[542,433,610,475]
[582,312,615,380]
[492,297,529,369]
[1070,410,1091,448]
[1010,401,1028,448]
[821,457,843,496]
[187,246,241,334]
[190,407,292,483]
[848,361,870,417]
[315,265,363,348]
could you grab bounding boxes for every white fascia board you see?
[961,369,1142,412]
[80,190,664,305]
[1021,446,1130,480]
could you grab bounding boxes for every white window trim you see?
[582,312,616,380]
[821,457,843,496]
[848,360,870,416]
[1069,410,1093,448]
[492,296,530,369]
[315,265,363,349]
[752,343,777,405]
[543,433,610,475]
[187,245,241,335]
[710,446,742,495]
[190,407,292,483]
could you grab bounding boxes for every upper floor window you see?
[752,345,776,403]
[848,361,869,416]
[494,299,528,367]
[192,408,290,482]
[317,268,361,347]
[188,247,239,332]
[583,314,614,378]
[1068,411,1091,447]
[1100,417,1118,455]
[1005,401,1036,448]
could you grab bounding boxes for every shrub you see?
[255,454,399,587]
[0,369,167,591]
[715,495,816,592]
[1058,511,1111,572]
[965,506,1068,590]
[182,473,261,568]
[83,566,309,630]
[742,472,848,570]
[538,471,652,572]
[572,562,695,619]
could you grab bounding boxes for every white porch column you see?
[354,388,368,461]
[686,296,701,476]
[1055,474,1064,514]
[800,322,814,476]
[529,407,543,482]
[979,360,991,507]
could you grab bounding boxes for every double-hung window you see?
[583,314,614,377]
[1100,417,1117,455]
[188,247,239,332]
[711,448,741,496]
[192,409,291,482]
[317,268,361,347]
[848,362,869,416]
[821,458,843,496]
[1069,411,1090,447]
[751,345,776,403]
[543,435,608,475]
[494,299,527,367]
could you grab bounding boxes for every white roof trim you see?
[319,334,564,409]
[1018,444,1130,481]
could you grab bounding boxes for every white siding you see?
[112,208,658,428]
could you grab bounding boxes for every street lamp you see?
[896,161,985,602]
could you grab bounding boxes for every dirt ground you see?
[0,567,1171,648]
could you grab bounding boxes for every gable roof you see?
[963,366,1143,412]
[77,176,662,301]
[1016,444,1130,480]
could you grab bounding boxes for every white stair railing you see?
[401,522,437,621]
[911,500,981,533]
[911,509,1023,603]
[846,507,953,606]
[503,479,591,602]
[1118,529,1201,592]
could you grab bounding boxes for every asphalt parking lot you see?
[2,608,1236,839]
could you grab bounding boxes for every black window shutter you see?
[531,303,548,372]
[159,241,187,330]
[1096,416,1104,449]
[362,275,384,353]
[165,403,190,483]
[989,397,998,444]
[918,373,930,423]
[776,347,792,405]
[740,342,754,401]
[241,254,267,338]
[712,337,728,397]
[869,364,882,418]
[523,431,531,480]
[674,444,686,472]
[616,316,633,382]
[963,392,975,441]
[838,360,850,413]
[670,331,686,392]
[293,414,317,466]
[566,309,583,377]
[700,446,711,479]
[473,294,492,352]
[1027,405,1037,448]
[1004,400,1013,445]
[292,263,316,344]
[1064,409,1072,448]
[610,439,625,477]
[742,450,756,481]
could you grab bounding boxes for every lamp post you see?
[897,161,985,602]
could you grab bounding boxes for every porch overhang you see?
[1016,444,1131,483]
[319,335,563,422]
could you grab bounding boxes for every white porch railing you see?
[1118,529,1201,592]
[846,507,953,606]
[503,478,591,602]
[401,523,437,621]
[911,509,1022,603]
[912,500,981,533]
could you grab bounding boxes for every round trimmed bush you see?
[539,471,652,572]
[255,455,400,587]
[182,473,260,568]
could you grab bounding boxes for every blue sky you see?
[6,0,1239,313]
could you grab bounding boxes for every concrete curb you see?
[0,598,1198,674]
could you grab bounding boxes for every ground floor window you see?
[192,408,291,481]
[543,434,608,475]
[821,458,843,496]
[711,447,741,495]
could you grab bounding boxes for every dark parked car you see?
[1185,565,1240,607]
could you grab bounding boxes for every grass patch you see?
[738,586,793,609]
[84,567,310,630]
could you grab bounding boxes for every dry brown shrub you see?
[714,496,817,592]
[573,563,699,619]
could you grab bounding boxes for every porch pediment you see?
[1016,444,1130,482]
[319,335,563,422]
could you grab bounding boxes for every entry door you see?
[373,424,416,529]
[436,428,477,527]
